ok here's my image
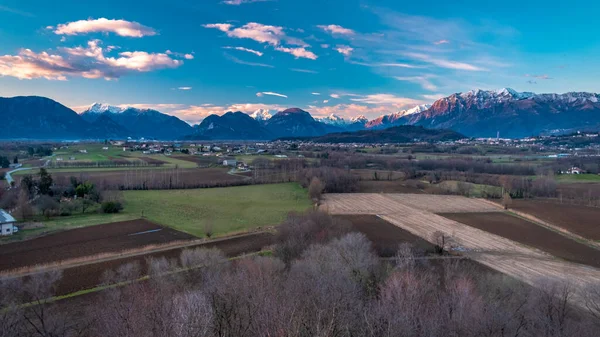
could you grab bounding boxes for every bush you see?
[101,201,123,214]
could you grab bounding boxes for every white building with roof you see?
[0,209,18,236]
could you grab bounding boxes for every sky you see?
[1,0,600,124]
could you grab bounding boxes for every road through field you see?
[321,193,600,304]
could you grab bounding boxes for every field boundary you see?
[0,231,273,279]
[508,210,600,249]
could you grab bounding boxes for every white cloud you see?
[350,93,424,107]
[204,22,285,46]
[323,100,329,103]
[423,94,446,101]
[317,24,355,35]
[525,74,552,80]
[256,91,288,98]
[320,44,330,48]
[394,75,437,91]
[405,53,485,71]
[311,92,321,95]
[177,87,192,90]
[0,40,184,80]
[433,39,450,45]
[290,68,318,74]
[224,53,274,67]
[275,47,317,60]
[221,0,270,4]
[349,60,422,69]
[0,5,34,17]
[223,46,264,56]
[308,104,393,119]
[54,18,157,37]
[330,94,341,99]
[335,45,353,56]
[184,54,194,60]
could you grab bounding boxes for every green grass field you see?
[555,174,600,183]
[123,183,311,236]
[3,183,310,243]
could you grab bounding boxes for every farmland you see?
[0,219,195,272]
[6,231,274,297]
[122,183,311,237]
[335,214,435,256]
[509,200,600,240]
[321,193,600,302]
[440,212,600,268]
[48,167,247,190]
[10,183,310,241]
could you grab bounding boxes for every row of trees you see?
[2,211,600,336]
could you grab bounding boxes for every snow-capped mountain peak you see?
[250,109,272,121]
[350,115,368,123]
[402,104,432,116]
[85,103,126,114]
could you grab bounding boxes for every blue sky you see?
[1,0,599,123]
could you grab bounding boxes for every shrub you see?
[101,201,123,214]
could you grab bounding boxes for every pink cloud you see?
[275,47,317,60]
[54,18,157,37]
[317,24,355,35]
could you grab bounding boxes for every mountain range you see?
[2,88,600,140]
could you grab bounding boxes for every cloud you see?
[0,5,34,17]
[335,46,353,56]
[204,22,285,46]
[317,24,355,35]
[330,94,341,99]
[290,68,318,74]
[177,87,192,90]
[275,47,317,60]
[223,46,264,56]
[422,94,446,101]
[256,91,288,98]
[166,50,195,59]
[227,103,284,113]
[349,60,422,69]
[405,52,485,71]
[54,18,157,37]
[394,75,437,91]
[224,53,274,67]
[308,104,393,119]
[320,44,330,48]
[221,0,270,4]
[350,93,424,107]
[311,92,321,95]
[433,39,450,45]
[0,40,184,80]
[323,100,329,103]
[525,74,552,80]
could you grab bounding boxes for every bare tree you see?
[308,176,324,203]
[502,192,513,210]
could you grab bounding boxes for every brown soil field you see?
[49,167,247,190]
[52,232,273,296]
[441,212,600,269]
[321,193,600,304]
[335,215,435,256]
[0,219,195,272]
[510,200,600,240]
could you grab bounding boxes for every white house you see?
[564,167,586,175]
[223,159,237,167]
[0,209,18,236]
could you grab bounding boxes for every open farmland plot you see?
[49,167,247,190]
[510,200,600,240]
[321,193,600,303]
[335,215,435,256]
[441,212,600,268]
[123,183,311,237]
[0,219,195,272]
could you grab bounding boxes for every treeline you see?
[2,211,600,337]
[50,159,164,169]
